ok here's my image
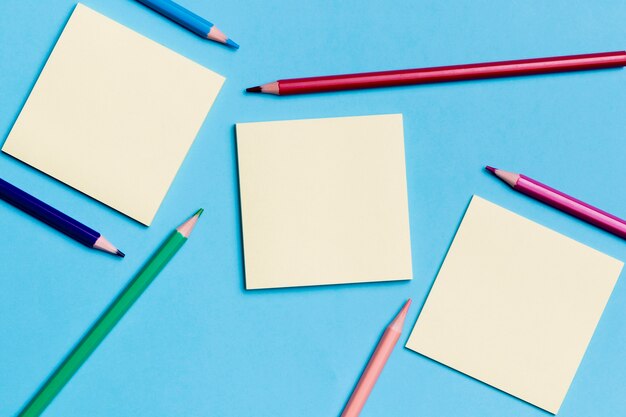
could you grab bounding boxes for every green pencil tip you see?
[194,208,204,217]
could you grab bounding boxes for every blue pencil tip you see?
[225,38,239,49]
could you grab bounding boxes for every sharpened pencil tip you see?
[246,86,262,93]
[389,299,412,332]
[485,165,497,174]
[225,38,239,49]
[116,249,125,258]
[178,209,203,237]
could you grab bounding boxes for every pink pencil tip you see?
[485,165,497,174]
[400,299,412,316]
[389,299,412,332]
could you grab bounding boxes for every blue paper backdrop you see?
[1,1,625,416]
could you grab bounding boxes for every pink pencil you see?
[486,166,626,239]
[341,299,411,417]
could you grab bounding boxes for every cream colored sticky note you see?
[2,4,224,225]
[406,196,622,413]
[236,114,412,289]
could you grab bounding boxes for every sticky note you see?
[406,196,623,413]
[236,114,413,289]
[2,4,225,225]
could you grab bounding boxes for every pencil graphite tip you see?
[225,38,239,49]
[194,208,204,218]
[485,165,497,174]
[246,86,262,93]
[116,249,126,258]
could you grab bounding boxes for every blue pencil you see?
[0,177,124,257]
[134,0,239,48]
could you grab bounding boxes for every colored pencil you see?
[340,299,411,417]
[0,177,123,257]
[134,0,238,48]
[486,166,626,239]
[17,209,203,417]
[246,51,626,95]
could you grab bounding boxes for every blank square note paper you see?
[236,114,412,289]
[406,196,622,413]
[2,4,225,225]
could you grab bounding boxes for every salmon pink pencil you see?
[247,51,626,95]
[341,299,411,417]
[487,166,626,239]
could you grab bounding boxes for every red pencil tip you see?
[485,166,497,174]
[246,86,262,93]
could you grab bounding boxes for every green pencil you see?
[18,209,203,417]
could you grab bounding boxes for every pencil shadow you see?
[1,4,76,144]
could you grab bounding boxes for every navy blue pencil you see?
[0,177,124,257]
[134,0,239,48]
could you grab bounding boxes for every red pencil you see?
[246,51,626,95]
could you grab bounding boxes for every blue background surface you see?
[1,1,626,416]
